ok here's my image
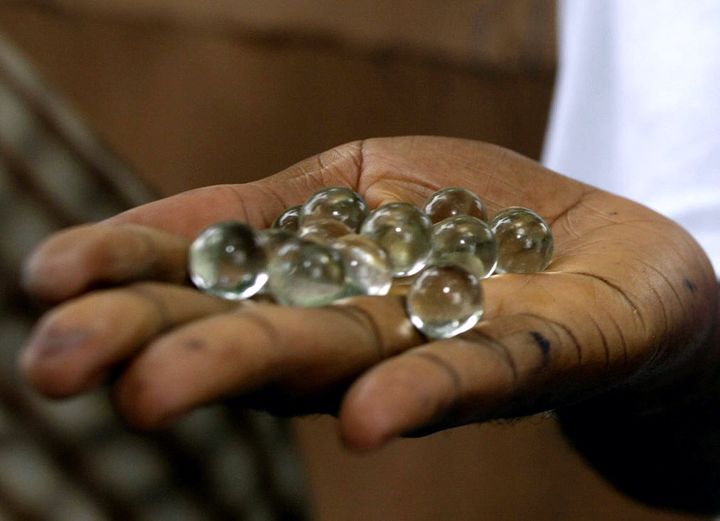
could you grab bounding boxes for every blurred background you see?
[0,1,711,520]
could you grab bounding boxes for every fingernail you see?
[24,327,93,360]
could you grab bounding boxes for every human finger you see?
[111,296,422,429]
[19,282,236,397]
[23,223,190,302]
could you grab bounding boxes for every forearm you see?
[557,281,720,515]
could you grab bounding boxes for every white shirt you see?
[544,0,720,277]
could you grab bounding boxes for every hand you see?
[18,136,718,451]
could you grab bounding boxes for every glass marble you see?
[188,221,268,300]
[267,238,346,307]
[423,187,488,223]
[360,202,433,277]
[298,218,353,245]
[406,264,484,339]
[272,205,302,232]
[332,234,392,296]
[301,187,368,231]
[490,207,554,273]
[256,228,295,257]
[431,215,497,279]
[254,228,295,296]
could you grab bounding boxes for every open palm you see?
[20,136,718,450]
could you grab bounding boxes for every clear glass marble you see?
[188,221,268,300]
[332,234,392,296]
[431,215,497,279]
[360,202,433,277]
[256,228,295,257]
[490,207,553,273]
[267,238,346,307]
[406,264,484,339]
[301,187,368,231]
[254,228,295,296]
[298,218,353,245]
[272,205,302,232]
[423,187,488,223]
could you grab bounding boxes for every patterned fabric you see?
[0,33,307,521]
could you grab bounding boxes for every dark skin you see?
[18,137,720,512]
